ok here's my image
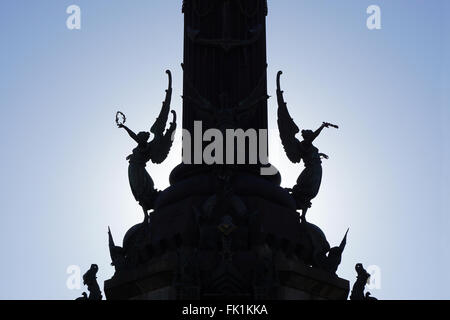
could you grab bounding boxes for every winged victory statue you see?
[117,70,177,221]
[276,71,338,222]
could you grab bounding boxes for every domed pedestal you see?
[104,168,349,300]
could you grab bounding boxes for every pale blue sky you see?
[0,1,448,299]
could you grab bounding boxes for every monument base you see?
[104,253,349,300]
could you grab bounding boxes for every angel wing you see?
[149,110,177,164]
[276,71,302,163]
[151,70,173,136]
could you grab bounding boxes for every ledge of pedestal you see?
[104,252,178,300]
[104,252,349,300]
[275,255,349,300]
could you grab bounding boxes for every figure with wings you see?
[276,71,338,222]
[117,70,177,221]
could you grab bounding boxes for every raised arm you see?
[118,124,139,144]
[305,122,338,144]
[305,123,327,143]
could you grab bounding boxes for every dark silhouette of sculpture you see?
[276,71,338,221]
[76,264,102,300]
[108,227,126,272]
[318,229,348,274]
[350,263,377,300]
[103,1,359,301]
[365,292,377,300]
[193,170,250,255]
[197,170,249,221]
[75,292,88,300]
[117,70,177,221]
[300,222,330,264]
[299,222,348,274]
[108,221,152,272]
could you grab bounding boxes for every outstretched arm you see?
[118,124,139,144]
[306,123,327,143]
[306,122,338,143]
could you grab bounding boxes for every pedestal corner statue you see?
[116,70,177,223]
[77,1,378,300]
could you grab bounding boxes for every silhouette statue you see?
[77,264,102,300]
[350,263,378,300]
[117,70,177,221]
[319,229,348,274]
[108,227,126,271]
[300,222,348,273]
[75,292,88,300]
[276,71,338,222]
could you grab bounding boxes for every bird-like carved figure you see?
[319,228,348,274]
[75,292,88,300]
[350,263,378,300]
[108,227,126,272]
[276,71,338,222]
[82,264,102,300]
[118,70,177,221]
